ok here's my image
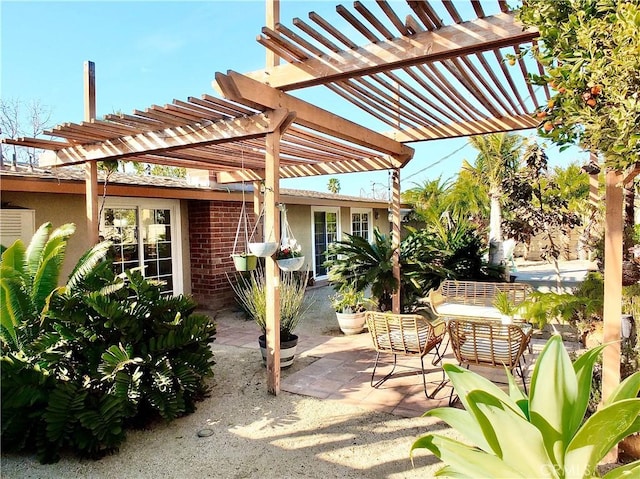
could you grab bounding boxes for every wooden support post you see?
[390,167,401,313]
[602,169,623,461]
[265,131,281,394]
[266,0,280,69]
[84,60,99,246]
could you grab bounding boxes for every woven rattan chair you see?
[365,311,447,398]
[447,318,532,398]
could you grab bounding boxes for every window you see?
[351,208,372,241]
[100,198,182,295]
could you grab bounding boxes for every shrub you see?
[412,336,640,478]
[1,223,216,463]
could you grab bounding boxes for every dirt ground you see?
[1,285,456,479]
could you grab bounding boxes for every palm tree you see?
[447,160,490,228]
[466,133,524,265]
[402,177,450,219]
[327,177,341,194]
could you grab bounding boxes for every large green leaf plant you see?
[411,336,640,478]
[1,223,216,463]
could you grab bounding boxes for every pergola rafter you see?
[247,1,546,142]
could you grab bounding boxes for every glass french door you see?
[312,209,339,279]
[100,199,181,295]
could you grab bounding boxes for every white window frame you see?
[100,197,183,294]
[310,206,341,280]
[350,208,373,241]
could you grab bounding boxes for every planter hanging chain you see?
[232,142,251,256]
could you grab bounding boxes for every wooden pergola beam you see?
[214,70,414,162]
[246,12,538,91]
[38,109,290,167]
[215,154,401,183]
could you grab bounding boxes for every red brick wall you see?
[188,200,253,310]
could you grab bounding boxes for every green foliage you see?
[329,285,372,314]
[325,218,499,312]
[1,223,216,463]
[493,291,516,317]
[324,228,397,311]
[519,0,640,170]
[401,213,502,311]
[502,143,581,264]
[412,336,640,478]
[229,266,312,341]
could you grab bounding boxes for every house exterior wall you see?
[1,191,88,280]
[284,204,313,272]
[188,199,246,309]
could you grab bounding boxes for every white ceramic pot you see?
[336,311,366,335]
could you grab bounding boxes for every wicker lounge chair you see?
[447,318,532,401]
[365,311,447,398]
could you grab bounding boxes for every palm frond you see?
[67,240,112,291]
[25,222,53,278]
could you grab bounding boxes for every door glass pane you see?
[141,208,174,295]
[102,207,139,275]
[314,212,327,277]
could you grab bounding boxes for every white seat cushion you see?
[435,303,502,319]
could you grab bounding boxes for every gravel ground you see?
[1,285,455,479]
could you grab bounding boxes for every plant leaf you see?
[25,222,52,277]
[465,390,555,478]
[411,434,526,478]
[570,342,608,436]
[605,371,640,405]
[564,399,640,479]
[529,335,576,471]
[601,460,640,479]
[425,407,492,453]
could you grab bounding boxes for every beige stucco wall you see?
[283,203,313,272]
[1,191,89,280]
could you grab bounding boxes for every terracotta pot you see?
[621,433,640,460]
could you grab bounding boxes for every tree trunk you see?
[488,191,503,265]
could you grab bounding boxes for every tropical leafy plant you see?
[324,228,397,311]
[411,336,640,478]
[329,284,372,314]
[401,212,502,310]
[1,223,216,463]
[493,291,517,318]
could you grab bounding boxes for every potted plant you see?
[493,290,517,324]
[274,240,304,272]
[330,285,372,335]
[229,266,312,367]
[230,252,258,272]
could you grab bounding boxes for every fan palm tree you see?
[402,176,451,218]
[466,133,524,265]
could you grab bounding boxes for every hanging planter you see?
[231,253,257,272]
[274,205,305,271]
[249,241,278,257]
[248,191,278,258]
[276,256,305,272]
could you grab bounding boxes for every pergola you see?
[2,1,628,406]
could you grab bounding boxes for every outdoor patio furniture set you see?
[365,280,534,403]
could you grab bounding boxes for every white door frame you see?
[310,206,341,280]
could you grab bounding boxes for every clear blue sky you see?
[1,0,590,197]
